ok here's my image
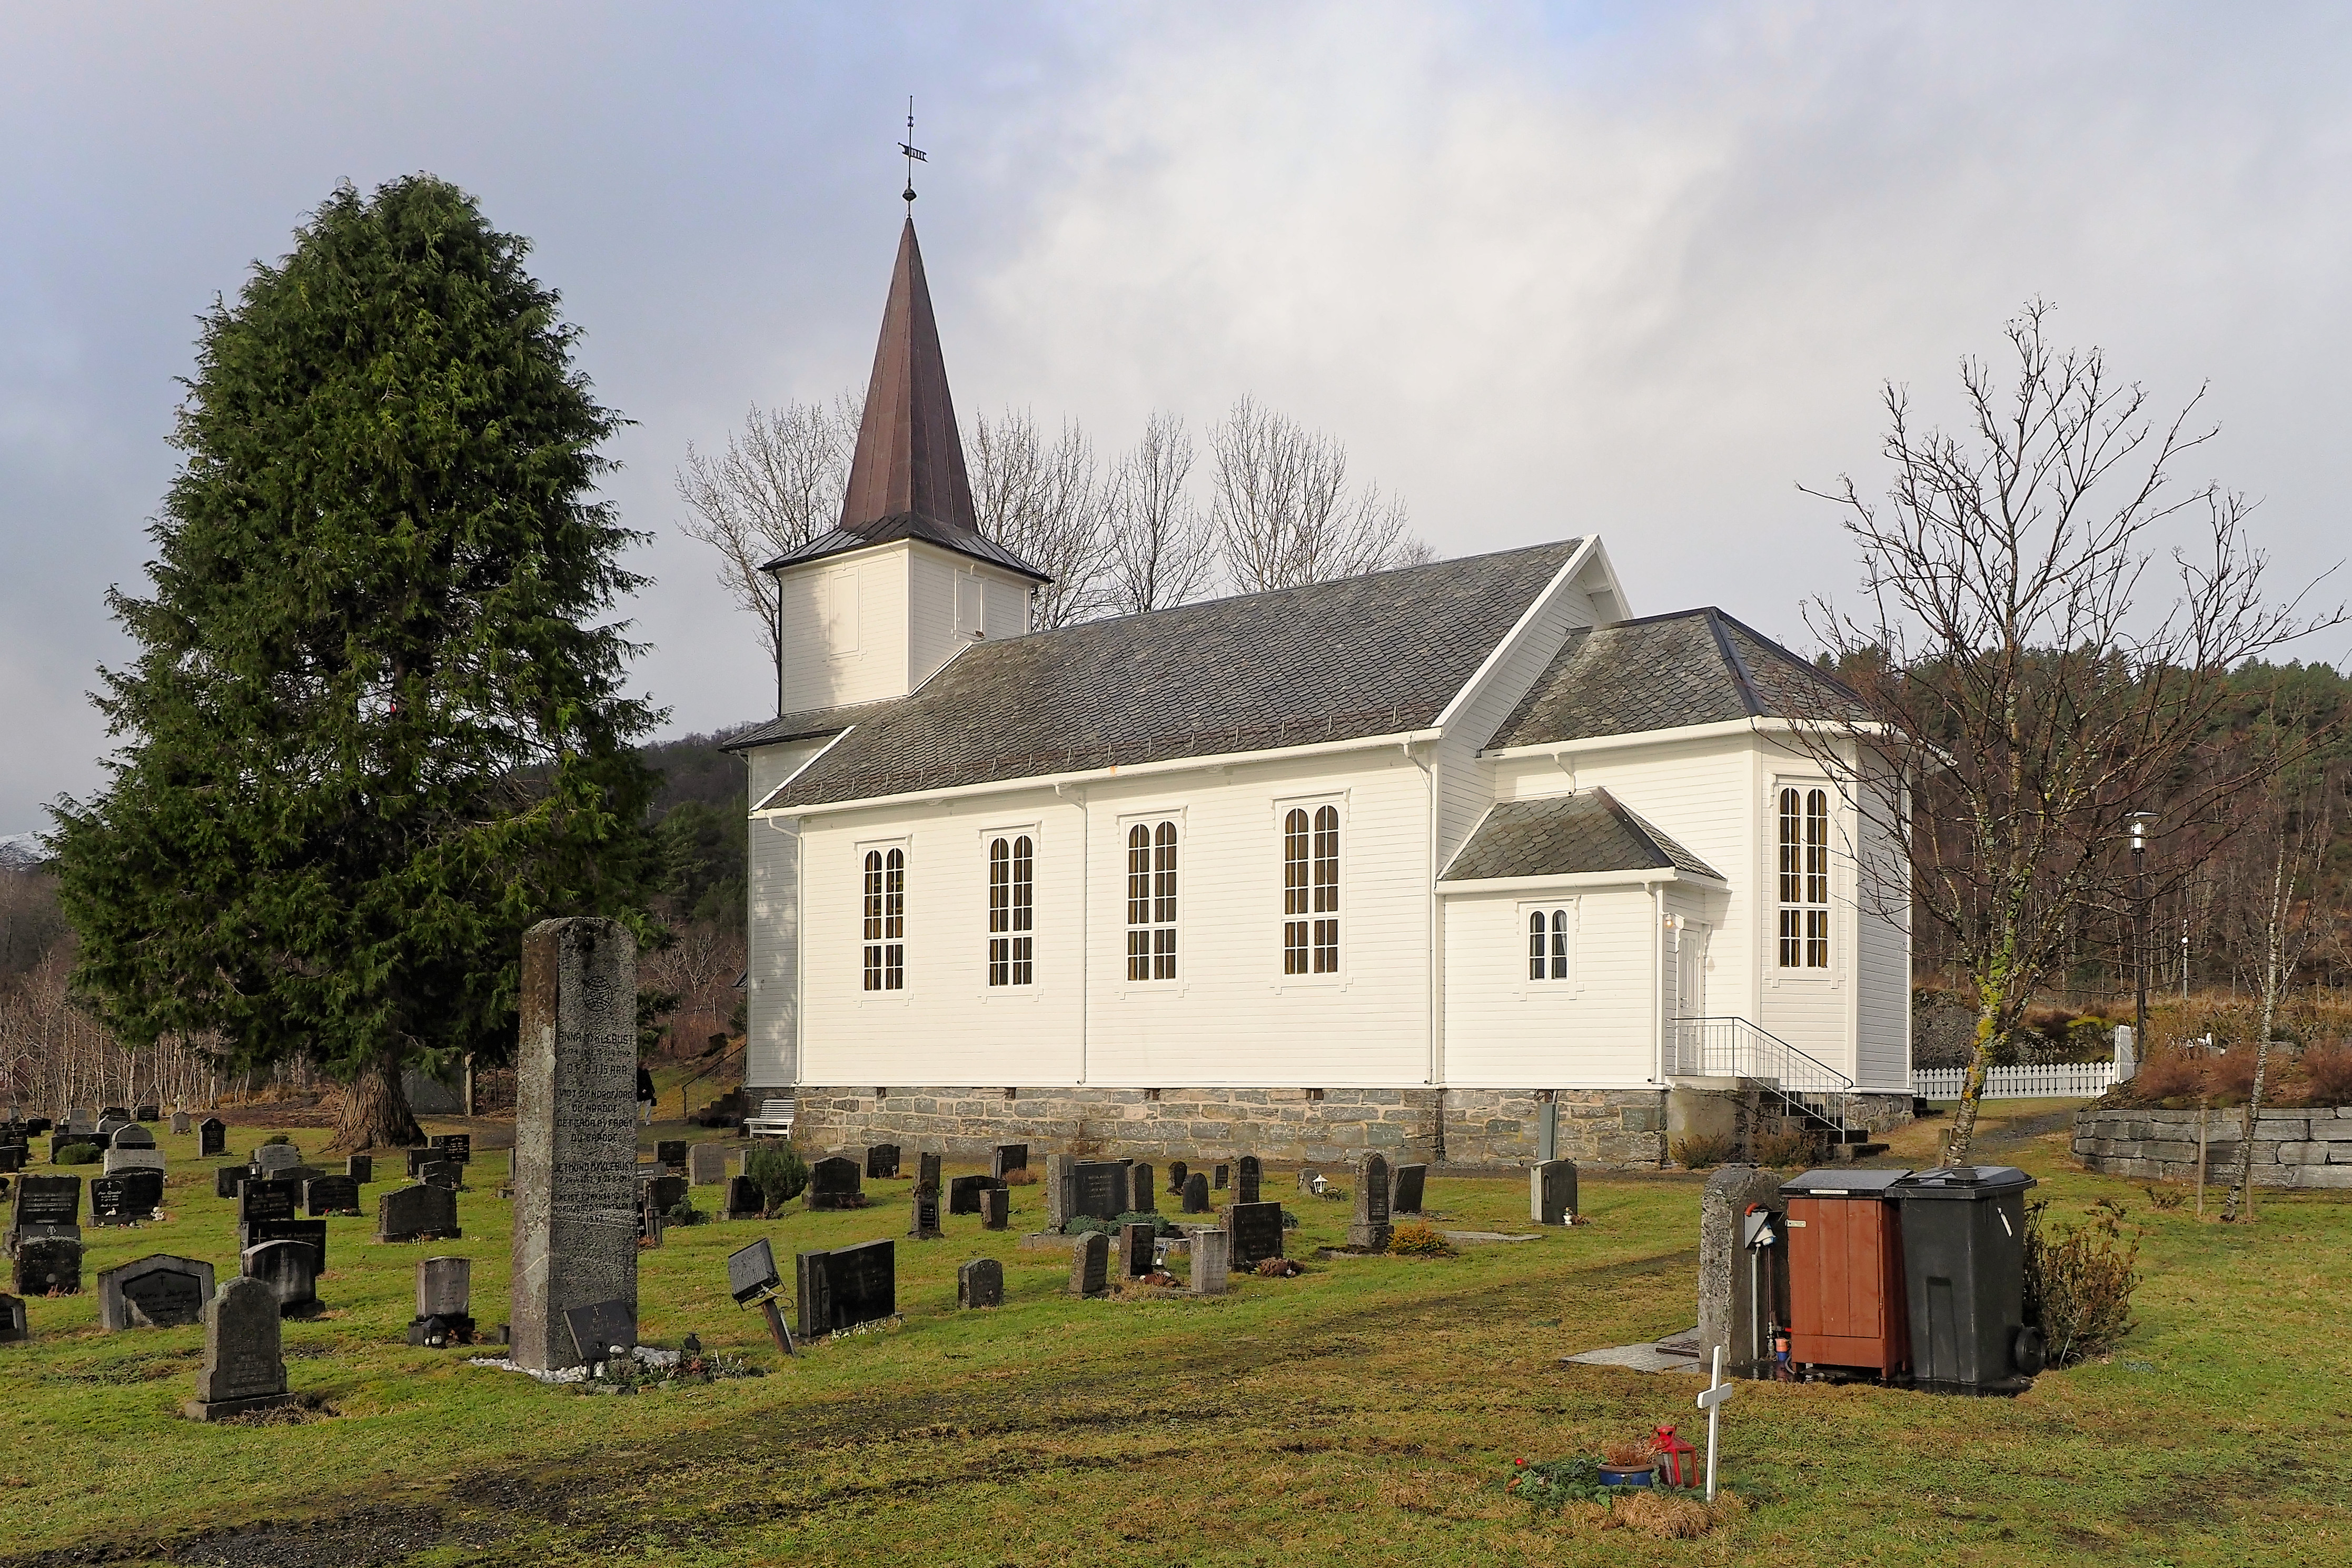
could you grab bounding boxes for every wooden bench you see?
[744,1097,796,1138]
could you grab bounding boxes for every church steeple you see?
[838,217,979,534]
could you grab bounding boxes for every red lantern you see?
[1651,1424,1698,1488]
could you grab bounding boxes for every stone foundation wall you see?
[787,1085,1673,1169]
[2074,1105,2352,1187]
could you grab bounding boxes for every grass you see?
[0,1101,2346,1565]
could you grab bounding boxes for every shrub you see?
[1000,1167,1038,1186]
[1670,1134,1733,1170]
[1386,1221,1455,1258]
[665,1195,707,1227]
[1254,1257,1300,1277]
[1064,1210,1179,1238]
[2140,1184,2185,1212]
[2205,1048,2258,1106]
[2023,1197,2140,1365]
[2298,1041,2352,1105]
[263,1133,292,1147]
[1506,1455,1608,1509]
[745,1142,808,1212]
[55,1142,100,1166]
[2129,1049,2207,1104]
[1750,1130,1818,1169]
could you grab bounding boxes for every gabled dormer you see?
[761,217,1048,716]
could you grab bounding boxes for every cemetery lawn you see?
[4,1105,2348,1567]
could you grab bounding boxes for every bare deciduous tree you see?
[674,394,862,664]
[1802,302,2343,1164]
[1105,411,1217,614]
[968,408,1114,629]
[1209,395,1428,591]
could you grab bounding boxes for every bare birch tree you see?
[1105,410,1217,614]
[968,408,1114,629]
[674,394,861,664]
[1209,395,1428,591]
[1802,302,2343,1164]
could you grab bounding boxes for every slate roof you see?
[756,540,1585,810]
[1439,789,1723,883]
[760,510,1050,582]
[1488,607,1866,750]
[720,699,905,755]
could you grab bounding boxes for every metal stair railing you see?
[1666,1016,1859,1136]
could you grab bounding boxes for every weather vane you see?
[899,96,926,208]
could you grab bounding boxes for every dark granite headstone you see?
[795,1240,895,1337]
[909,1187,943,1239]
[0,1294,24,1341]
[251,1144,304,1177]
[199,1118,227,1157]
[805,1156,863,1210]
[991,1143,1028,1178]
[1530,1159,1577,1226]
[635,1189,665,1248]
[304,1175,362,1216]
[1214,1163,1228,1190]
[1348,1154,1392,1251]
[562,1298,638,1363]
[10,1173,81,1243]
[214,1165,246,1201]
[92,1173,165,1224]
[1072,1161,1129,1223]
[1166,1160,1189,1193]
[13,1236,80,1296]
[429,1133,472,1165]
[1068,1231,1109,1297]
[641,1173,687,1216]
[239,1182,297,1224]
[958,1257,1004,1308]
[947,1174,999,1215]
[1229,1202,1285,1266]
[240,1218,328,1273]
[49,1132,98,1160]
[917,1152,942,1195]
[1390,1163,1428,1216]
[1182,1173,1212,1213]
[1236,1155,1262,1205]
[242,1239,321,1316]
[721,1174,763,1221]
[0,1145,24,1175]
[345,1155,373,1184]
[655,1139,687,1174]
[1116,1221,1156,1279]
[727,1238,781,1305]
[981,1187,1010,1230]
[111,1124,157,1150]
[866,1144,900,1180]
[183,1275,292,1421]
[1129,1164,1156,1215]
[1045,1154,1075,1228]
[376,1182,460,1243]
[98,1253,214,1329]
[134,1104,158,1124]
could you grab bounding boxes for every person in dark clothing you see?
[637,1066,656,1125]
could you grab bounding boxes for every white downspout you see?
[1652,879,1667,1086]
[764,813,803,1094]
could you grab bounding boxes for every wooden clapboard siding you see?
[1434,581,1601,868]
[744,738,835,1090]
[1853,765,1912,1091]
[1755,738,1859,1083]
[777,545,910,713]
[906,546,1035,693]
[1442,886,1659,1087]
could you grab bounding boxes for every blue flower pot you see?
[1598,1464,1656,1488]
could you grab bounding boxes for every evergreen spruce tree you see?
[53,175,662,1150]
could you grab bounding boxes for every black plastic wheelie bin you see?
[1892,1165,2043,1394]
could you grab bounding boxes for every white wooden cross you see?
[1695,1345,1736,1501]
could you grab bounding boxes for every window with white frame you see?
[1777,787,1830,969]
[1526,906,1572,981]
[1125,821,1177,980]
[987,835,1034,986]
[861,847,905,990]
[1282,804,1340,974]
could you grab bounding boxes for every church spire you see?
[838,216,979,534]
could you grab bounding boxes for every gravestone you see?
[252,1143,303,1177]
[805,1156,864,1210]
[721,1174,763,1221]
[957,1257,1003,1308]
[1297,1167,1318,1193]
[242,1239,321,1316]
[794,1240,895,1338]
[92,1173,165,1224]
[1182,1173,1212,1213]
[417,1160,461,1191]
[408,1256,475,1345]
[429,1133,472,1165]
[112,1124,157,1150]
[240,1218,328,1273]
[1188,1226,1231,1296]
[13,1236,81,1295]
[562,1298,638,1364]
[1236,1156,1262,1205]
[406,1147,459,1181]
[909,1186,943,1239]
[1129,1164,1156,1215]
[865,1144,900,1180]
[509,917,639,1373]
[199,1118,226,1157]
[102,1146,166,1176]
[1071,1161,1129,1223]
[1068,1230,1109,1297]
[96,1115,128,1142]
[635,1190,665,1248]
[727,1238,782,1305]
[688,1143,730,1185]
[378,1182,460,1243]
[9,1174,81,1250]
[48,1132,97,1160]
[214,1166,247,1201]
[1044,1154,1075,1229]
[239,1182,297,1225]
[0,1294,23,1342]
[991,1143,1028,1178]
[1228,1202,1285,1267]
[1166,1160,1189,1194]
[1698,1164,1787,1379]
[135,1104,159,1124]
[981,1187,1010,1230]
[947,1174,998,1215]
[917,1151,942,1194]
[641,1173,687,1216]
[345,1155,373,1184]
[171,1111,192,1136]
[97,1253,214,1330]
[656,1140,688,1174]
[0,1145,23,1175]
[1116,1220,1156,1280]
[303,1175,362,1216]
[1390,1163,1428,1216]
[1348,1154,1393,1251]
[1214,1163,1228,1190]
[183,1275,293,1421]
[1530,1159,1577,1226]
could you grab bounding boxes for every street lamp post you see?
[2129,813,2159,1048]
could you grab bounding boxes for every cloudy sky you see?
[5,2,2349,832]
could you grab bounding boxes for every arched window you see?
[1529,908,1570,980]
[1777,788,1830,969]
[863,847,906,990]
[988,835,1034,987]
[1284,805,1341,974]
[1126,821,1177,980]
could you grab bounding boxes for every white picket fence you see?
[1912,1062,2117,1100]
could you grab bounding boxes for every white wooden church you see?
[727,219,1912,1167]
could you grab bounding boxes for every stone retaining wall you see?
[2073,1105,2352,1187]
[788,1085,1674,1168]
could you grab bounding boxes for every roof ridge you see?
[1587,787,1672,870]
[1704,607,1767,719]
[1711,610,1870,710]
